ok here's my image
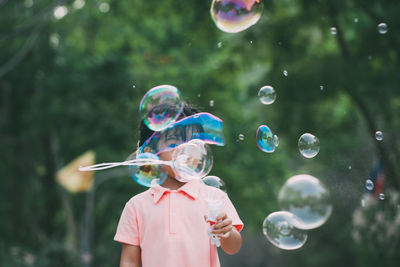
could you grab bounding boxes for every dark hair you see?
[138,103,199,147]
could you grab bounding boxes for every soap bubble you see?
[278,174,332,230]
[202,175,227,192]
[258,86,276,105]
[377,23,388,34]
[128,152,168,187]
[298,133,320,158]
[238,134,245,141]
[256,125,279,153]
[172,139,213,182]
[210,0,264,33]
[139,85,183,131]
[262,211,308,250]
[209,100,215,107]
[379,193,385,200]
[365,179,374,191]
[283,70,288,76]
[375,131,383,141]
[330,27,337,35]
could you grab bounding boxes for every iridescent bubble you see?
[298,133,320,158]
[365,179,374,191]
[262,211,308,250]
[209,100,215,107]
[202,175,227,192]
[172,139,213,182]
[330,27,337,35]
[278,174,332,230]
[377,23,388,34]
[128,152,167,187]
[258,85,276,105]
[379,193,385,200]
[210,0,264,33]
[139,85,183,131]
[256,125,278,153]
[375,131,383,141]
[238,134,245,141]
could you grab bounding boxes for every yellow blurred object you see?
[56,151,96,193]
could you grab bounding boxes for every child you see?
[114,103,243,267]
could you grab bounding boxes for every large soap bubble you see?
[263,211,308,250]
[172,139,213,182]
[127,152,168,187]
[202,175,227,192]
[256,125,279,153]
[139,85,184,131]
[278,174,332,230]
[258,85,276,105]
[298,133,320,158]
[210,0,264,33]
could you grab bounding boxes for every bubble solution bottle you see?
[207,199,222,247]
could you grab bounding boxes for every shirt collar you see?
[150,179,201,204]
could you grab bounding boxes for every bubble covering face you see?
[202,175,227,192]
[278,174,332,230]
[262,211,308,250]
[256,125,279,153]
[172,139,213,182]
[210,0,264,33]
[298,133,320,158]
[139,85,184,131]
[127,152,168,187]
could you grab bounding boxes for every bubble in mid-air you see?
[258,86,276,105]
[202,175,227,192]
[139,85,183,131]
[262,211,308,250]
[128,152,168,187]
[320,85,324,90]
[210,0,264,33]
[238,134,245,141]
[298,133,320,158]
[278,174,332,230]
[209,100,215,107]
[375,131,383,141]
[172,139,214,182]
[377,23,388,34]
[365,179,374,191]
[330,27,337,35]
[283,70,288,76]
[379,193,385,200]
[256,125,279,153]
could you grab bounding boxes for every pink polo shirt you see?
[114,179,243,267]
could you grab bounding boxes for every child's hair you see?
[138,102,199,147]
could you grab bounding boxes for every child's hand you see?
[210,212,233,239]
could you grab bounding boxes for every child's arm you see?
[120,244,141,267]
[210,212,242,255]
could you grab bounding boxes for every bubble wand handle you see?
[207,199,222,247]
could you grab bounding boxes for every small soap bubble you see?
[250,40,253,44]
[278,174,332,230]
[354,18,358,23]
[132,84,136,88]
[217,42,222,48]
[283,70,288,77]
[375,131,383,141]
[256,125,278,153]
[139,85,183,131]
[348,165,352,170]
[202,175,227,192]
[210,0,264,33]
[365,179,374,191]
[361,199,365,207]
[262,211,308,250]
[377,23,388,34]
[238,134,245,141]
[379,193,385,200]
[258,86,276,105]
[330,27,337,35]
[320,85,324,90]
[298,133,320,158]
[209,100,215,107]
[99,2,110,13]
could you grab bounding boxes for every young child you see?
[114,104,243,267]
